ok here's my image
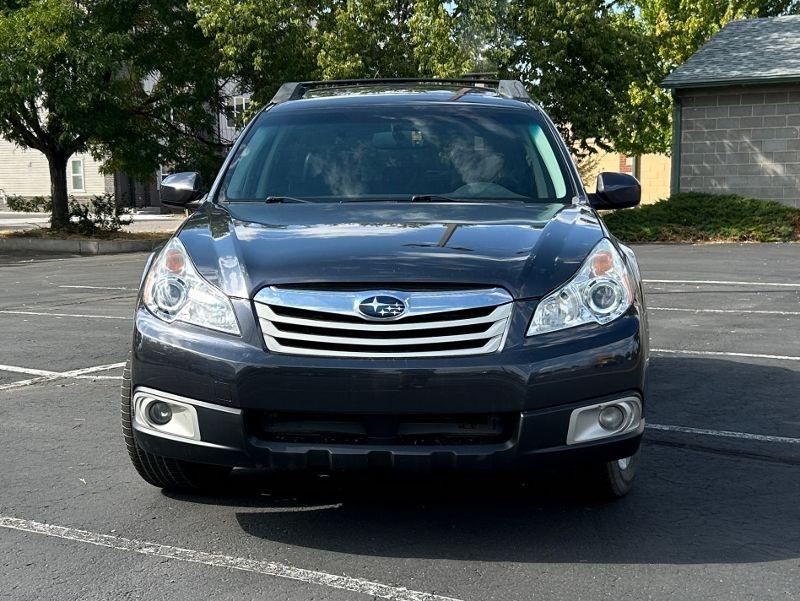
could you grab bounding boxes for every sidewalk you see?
[0,210,184,234]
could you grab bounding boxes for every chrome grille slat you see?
[261,318,507,346]
[257,287,513,317]
[253,286,513,358]
[263,335,505,358]
[254,303,510,332]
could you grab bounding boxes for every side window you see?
[70,159,85,192]
[226,96,250,129]
[225,124,276,199]
[529,125,567,199]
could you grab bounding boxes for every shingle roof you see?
[662,16,800,89]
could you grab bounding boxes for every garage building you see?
[663,15,800,207]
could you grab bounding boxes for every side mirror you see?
[160,172,204,207]
[588,172,641,210]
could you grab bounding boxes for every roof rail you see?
[269,78,532,104]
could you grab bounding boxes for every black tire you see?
[121,358,231,492]
[582,450,640,500]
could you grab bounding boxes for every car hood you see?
[177,201,606,300]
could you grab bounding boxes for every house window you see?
[225,96,250,129]
[70,159,85,192]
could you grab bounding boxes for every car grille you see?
[253,286,513,358]
[247,411,517,446]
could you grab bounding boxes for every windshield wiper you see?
[264,196,313,204]
[311,195,466,203]
[410,194,461,202]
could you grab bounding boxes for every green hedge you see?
[4,193,130,234]
[603,192,800,243]
[6,195,52,212]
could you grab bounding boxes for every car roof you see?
[267,80,539,113]
[271,90,535,112]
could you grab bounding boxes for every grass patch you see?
[0,229,168,241]
[604,192,800,243]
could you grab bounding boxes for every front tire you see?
[584,450,640,500]
[120,359,231,492]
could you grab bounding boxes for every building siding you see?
[677,83,800,207]
[0,139,107,199]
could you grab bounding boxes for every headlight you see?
[142,238,240,335]
[527,238,634,336]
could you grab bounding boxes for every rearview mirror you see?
[588,172,641,210]
[160,172,204,207]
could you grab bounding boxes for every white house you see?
[0,85,251,210]
[0,142,110,202]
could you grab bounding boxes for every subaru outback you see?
[122,79,648,499]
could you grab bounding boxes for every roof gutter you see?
[660,73,800,89]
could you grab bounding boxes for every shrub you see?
[603,192,800,243]
[6,194,52,213]
[68,194,132,235]
[3,194,23,210]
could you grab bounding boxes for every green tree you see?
[495,0,798,157]
[190,0,491,105]
[0,0,224,229]
[496,0,657,157]
[624,0,799,155]
[640,0,795,67]
[451,0,513,73]
[188,0,327,106]
[317,0,471,79]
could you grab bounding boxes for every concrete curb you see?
[0,236,166,255]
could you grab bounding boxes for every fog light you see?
[567,396,642,445]
[598,405,625,431]
[147,401,173,425]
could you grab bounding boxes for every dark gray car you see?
[122,79,648,499]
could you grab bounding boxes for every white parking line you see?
[647,423,800,444]
[650,306,800,316]
[0,362,125,391]
[0,365,56,378]
[0,517,462,601]
[644,279,800,288]
[652,348,800,362]
[63,362,127,377]
[0,376,50,390]
[0,310,128,320]
[58,285,134,291]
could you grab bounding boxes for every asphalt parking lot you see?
[1,243,798,601]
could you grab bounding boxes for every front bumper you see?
[133,388,644,470]
[129,299,647,471]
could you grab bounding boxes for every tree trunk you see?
[47,153,70,230]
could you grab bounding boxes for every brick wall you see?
[678,83,800,207]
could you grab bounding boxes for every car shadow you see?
[164,357,800,565]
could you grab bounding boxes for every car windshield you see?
[217,104,573,204]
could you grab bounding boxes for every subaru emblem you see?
[358,295,406,319]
